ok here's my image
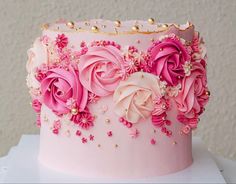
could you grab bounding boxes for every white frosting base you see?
[39,96,192,178]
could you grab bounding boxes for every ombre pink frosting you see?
[149,36,190,86]
[175,62,209,120]
[78,45,125,96]
[113,72,162,123]
[41,66,88,114]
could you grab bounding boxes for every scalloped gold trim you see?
[41,22,194,36]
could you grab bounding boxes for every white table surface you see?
[0,135,235,183]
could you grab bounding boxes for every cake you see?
[26,19,210,179]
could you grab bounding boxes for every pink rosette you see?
[113,72,162,123]
[175,62,209,120]
[148,36,190,86]
[78,45,125,96]
[41,66,88,115]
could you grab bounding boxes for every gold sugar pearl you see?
[102,25,106,28]
[105,119,110,123]
[148,18,155,24]
[173,141,177,145]
[41,23,49,30]
[66,21,75,29]
[162,24,168,28]
[71,108,78,115]
[115,20,121,27]
[91,26,99,33]
[132,25,139,32]
[206,90,211,96]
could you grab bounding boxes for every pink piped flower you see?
[32,99,42,113]
[66,98,77,109]
[71,109,94,130]
[148,35,190,86]
[35,64,48,82]
[181,125,192,135]
[41,66,88,116]
[130,128,139,138]
[78,45,125,96]
[89,134,94,141]
[88,92,100,103]
[152,97,170,116]
[53,120,61,130]
[76,130,82,136]
[55,34,68,49]
[152,111,168,128]
[107,131,113,137]
[177,113,199,129]
[82,137,87,143]
[53,129,59,135]
[80,41,86,48]
[150,139,156,145]
[175,62,209,123]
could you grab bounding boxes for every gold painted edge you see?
[41,22,194,36]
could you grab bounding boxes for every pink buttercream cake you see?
[26,19,210,178]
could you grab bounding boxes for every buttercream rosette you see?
[175,62,209,127]
[148,35,190,86]
[41,66,88,115]
[78,45,125,97]
[113,72,162,123]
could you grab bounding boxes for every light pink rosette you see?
[41,66,88,115]
[175,62,209,119]
[148,36,190,86]
[78,45,125,96]
[113,72,162,123]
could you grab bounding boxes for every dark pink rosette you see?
[148,35,190,86]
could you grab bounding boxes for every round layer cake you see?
[26,19,209,178]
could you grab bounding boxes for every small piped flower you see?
[88,92,100,104]
[130,128,139,138]
[55,34,68,49]
[107,131,113,137]
[71,108,94,130]
[76,130,82,136]
[53,120,61,129]
[89,134,94,141]
[150,139,156,145]
[181,125,191,135]
[82,137,87,143]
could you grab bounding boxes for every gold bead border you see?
[41,22,194,36]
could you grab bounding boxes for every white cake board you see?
[1,135,226,183]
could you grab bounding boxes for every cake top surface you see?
[42,19,194,35]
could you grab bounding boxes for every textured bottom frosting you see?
[38,96,193,179]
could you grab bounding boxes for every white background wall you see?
[0,0,236,160]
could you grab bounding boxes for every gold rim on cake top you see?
[41,19,194,36]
